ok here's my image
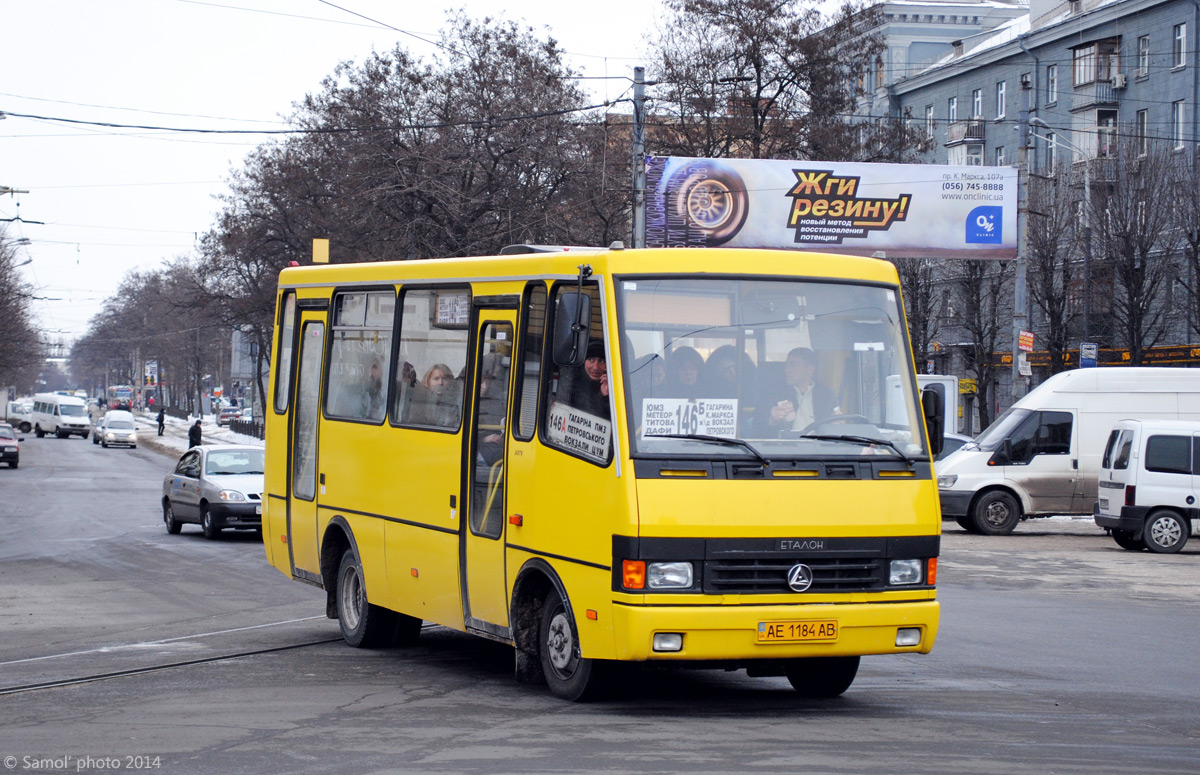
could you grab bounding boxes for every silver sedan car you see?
[161,445,264,539]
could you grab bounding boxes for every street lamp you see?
[1028,117,1093,343]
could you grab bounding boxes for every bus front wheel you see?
[785,656,860,698]
[336,548,396,648]
[539,590,604,701]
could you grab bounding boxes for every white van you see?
[1094,419,1200,553]
[937,368,1200,535]
[3,400,33,433]
[32,393,92,439]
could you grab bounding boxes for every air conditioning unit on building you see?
[1112,73,1128,89]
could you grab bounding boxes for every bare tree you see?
[1025,167,1079,374]
[0,229,46,394]
[645,0,927,162]
[1089,135,1186,363]
[891,257,943,369]
[951,259,1013,430]
[1169,150,1200,340]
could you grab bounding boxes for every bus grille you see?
[704,557,883,594]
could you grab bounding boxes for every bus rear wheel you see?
[785,656,860,698]
[336,548,396,648]
[539,590,604,701]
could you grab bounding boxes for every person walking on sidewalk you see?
[188,419,202,448]
[156,408,165,436]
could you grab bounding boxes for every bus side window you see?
[542,283,612,466]
[273,292,297,413]
[514,283,547,441]
[396,288,469,430]
[324,291,394,424]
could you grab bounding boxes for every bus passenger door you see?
[463,314,515,632]
[288,319,325,582]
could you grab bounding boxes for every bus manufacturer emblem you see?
[786,563,814,592]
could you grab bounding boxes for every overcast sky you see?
[1,0,658,342]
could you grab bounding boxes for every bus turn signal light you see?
[927,558,938,585]
[622,560,646,590]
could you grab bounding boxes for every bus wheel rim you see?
[546,611,575,674]
[341,565,363,631]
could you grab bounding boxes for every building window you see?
[1047,64,1058,104]
[925,104,935,138]
[1074,46,1096,86]
[948,96,958,123]
[1136,109,1149,156]
[972,89,982,118]
[995,81,1006,118]
[1073,39,1121,86]
[1097,110,1118,158]
[1174,23,1187,68]
[1173,100,1186,148]
[1138,35,1150,76]
[995,146,1006,165]
[1046,133,1057,173]
[948,144,983,166]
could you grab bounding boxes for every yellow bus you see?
[263,245,944,701]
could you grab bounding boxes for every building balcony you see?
[1071,81,1118,112]
[945,118,985,145]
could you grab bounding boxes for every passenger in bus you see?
[392,360,417,420]
[701,344,760,434]
[763,347,839,434]
[664,346,703,398]
[562,340,609,418]
[360,361,385,420]
[407,363,461,427]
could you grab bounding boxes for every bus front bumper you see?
[609,599,939,662]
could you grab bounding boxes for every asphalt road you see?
[1,432,1197,774]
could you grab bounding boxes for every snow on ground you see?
[130,410,263,460]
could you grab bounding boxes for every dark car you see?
[0,423,22,468]
[161,445,264,539]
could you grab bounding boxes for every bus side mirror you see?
[551,292,591,367]
[922,387,944,456]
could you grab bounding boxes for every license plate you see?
[757,620,838,643]
[255,505,262,515]
[1099,498,1108,510]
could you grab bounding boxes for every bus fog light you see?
[896,628,922,647]
[889,559,923,585]
[653,633,683,652]
[647,562,693,589]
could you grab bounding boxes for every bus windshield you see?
[617,276,928,461]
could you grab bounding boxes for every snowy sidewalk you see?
[130,411,263,459]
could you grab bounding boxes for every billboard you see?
[644,156,1018,259]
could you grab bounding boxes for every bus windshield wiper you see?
[646,434,771,465]
[800,434,912,465]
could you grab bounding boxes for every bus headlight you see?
[647,562,694,589]
[937,475,957,487]
[889,559,923,585]
[218,490,246,502]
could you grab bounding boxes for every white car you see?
[1095,419,1200,554]
[99,412,138,448]
[162,445,264,539]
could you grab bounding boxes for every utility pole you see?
[631,66,647,249]
[1012,74,1032,404]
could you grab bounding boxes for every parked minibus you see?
[1095,419,1200,553]
[937,368,1200,535]
[263,246,944,700]
[32,393,92,439]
